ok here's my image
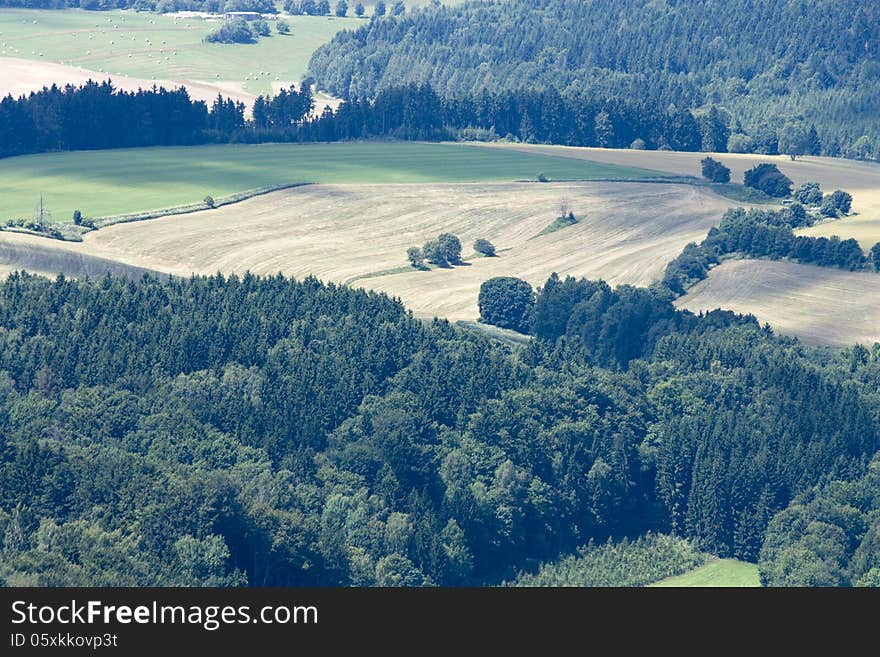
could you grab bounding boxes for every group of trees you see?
[204,19,266,44]
[794,183,854,219]
[407,233,462,269]
[308,0,880,161]
[662,207,873,295]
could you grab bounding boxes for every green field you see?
[0,8,358,95]
[648,559,760,587]
[0,141,663,221]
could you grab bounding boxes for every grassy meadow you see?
[0,141,662,220]
[648,559,760,587]
[0,8,358,96]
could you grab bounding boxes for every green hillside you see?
[0,141,661,220]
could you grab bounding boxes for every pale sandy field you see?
[0,181,734,320]
[677,259,880,346]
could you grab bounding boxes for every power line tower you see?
[34,195,51,232]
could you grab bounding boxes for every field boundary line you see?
[90,182,312,229]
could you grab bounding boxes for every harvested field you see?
[483,144,880,249]
[677,259,880,346]
[0,181,736,321]
[0,231,163,281]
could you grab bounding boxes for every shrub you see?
[276,19,290,34]
[871,243,880,272]
[474,238,496,257]
[72,210,82,226]
[355,2,364,16]
[743,163,793,198]
[700,156,730,183]
[537,172,549,182]
[794,182,823,206]
[335,0,348,16]
[252,19,271,37]
[478,277,534,333]
[406,246,425,269]
[630,138,647,150]
[204,195,215,208]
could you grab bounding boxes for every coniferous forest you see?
[309,0,880,159]
[0,271,876,586]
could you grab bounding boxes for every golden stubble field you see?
[0,181,735,320]
[677,258,880,346]
[489,144,880,248]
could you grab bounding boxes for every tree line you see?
[662,206,874,295]
[2,81,833,161]
[0,81,313,159]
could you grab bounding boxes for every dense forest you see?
[0,271,876,586]
[309,0,880,159]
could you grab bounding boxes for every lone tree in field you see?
[743,163,793,198]
[422,239,447,266]
[794,182,823,206]
[335,0,348,16]
[700,157,731,183]
[407,246,425,269]
[438,233,462,263]
[204,195,215,208]
[474,238,496,257]
[479,277,535,334]
[276,19,291,34]
[72,210,82,226]
[355,3,365,17]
